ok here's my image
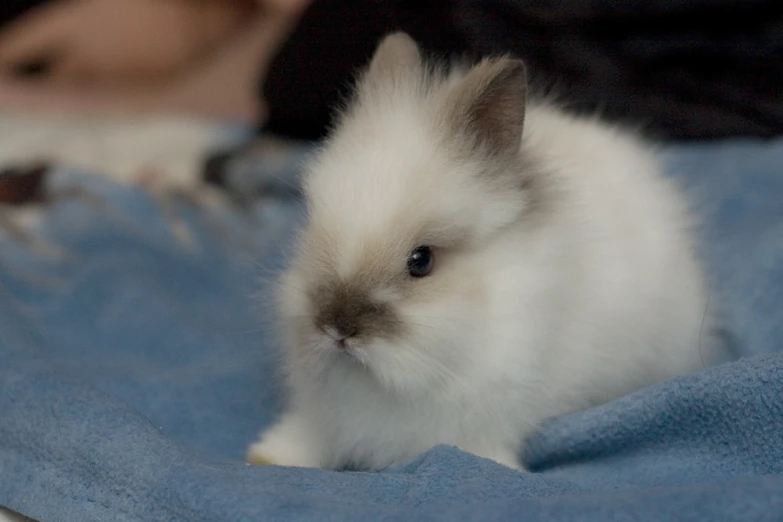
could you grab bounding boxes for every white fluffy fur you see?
[248,33,719,471]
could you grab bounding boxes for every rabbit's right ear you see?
[445,57,528,158]
[363,32,422,89]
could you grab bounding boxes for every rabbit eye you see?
[407,246,434,278]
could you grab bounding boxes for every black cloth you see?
[262,0,783,141]
[0,0,52,28]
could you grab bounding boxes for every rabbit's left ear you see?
[363,32,422,90]
[445,57,528,157]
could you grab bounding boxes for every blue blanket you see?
[1,137,782,522]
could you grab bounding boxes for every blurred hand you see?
[0,0,257,85]
[0,0,311,122]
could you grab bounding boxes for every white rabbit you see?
[247,32,719,471]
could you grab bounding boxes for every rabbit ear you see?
[364,32,422,88]
[446,57,528,157]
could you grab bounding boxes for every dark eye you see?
[407,246,434,278]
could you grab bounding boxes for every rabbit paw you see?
[246,411,322,468]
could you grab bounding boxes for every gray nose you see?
[316,287,384,340]
[333,322,358,340]
[313,281,400,342]
[317,304,361,339]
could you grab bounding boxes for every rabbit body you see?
[247,33,716,471]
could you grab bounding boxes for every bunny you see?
[247,32,720,471]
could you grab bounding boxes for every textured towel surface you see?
[0,136,782,522]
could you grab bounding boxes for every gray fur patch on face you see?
[312,277,402,343]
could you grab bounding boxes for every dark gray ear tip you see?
[495,58,528,88]
[448,55,528,156]
[513,60,528,79]
[470,57,528,98]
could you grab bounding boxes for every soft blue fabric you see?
[1,137,782,522]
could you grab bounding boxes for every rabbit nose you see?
[325,313,359,340]
[316,306,363,342]
[313,281,400,343]
[335,324,357,339]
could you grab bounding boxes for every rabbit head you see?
[277,33,541,396]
